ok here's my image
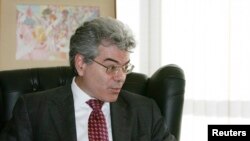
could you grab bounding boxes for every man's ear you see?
[74,54,86,76]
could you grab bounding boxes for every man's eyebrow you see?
[104,58,130,65]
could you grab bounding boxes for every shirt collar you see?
[71,77,92,106]
[71,77,109,107]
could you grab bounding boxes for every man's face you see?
[75,43,130,102]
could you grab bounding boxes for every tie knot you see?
[86,99,104,111]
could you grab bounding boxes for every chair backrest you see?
[0,64,185,141]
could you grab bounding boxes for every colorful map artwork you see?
[16,5,99,61]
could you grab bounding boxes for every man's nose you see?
[113,68,127,82]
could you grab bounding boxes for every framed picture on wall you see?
[0,0,116,70]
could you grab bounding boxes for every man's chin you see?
[106,94,119,102]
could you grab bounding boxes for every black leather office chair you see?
[0,64,185,141]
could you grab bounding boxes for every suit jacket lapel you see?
[110,91,132,141]
[48,85,77,141]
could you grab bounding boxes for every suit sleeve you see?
[0,96,33,141]
[150,99,177,141]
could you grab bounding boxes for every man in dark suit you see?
[0,17,176,141]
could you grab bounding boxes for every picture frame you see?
[0,0,116,70]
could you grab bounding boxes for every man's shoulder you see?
[118,90,154,106]
[22,84,72,103]
[120,89,147,97]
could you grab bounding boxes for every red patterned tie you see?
[86,99,109,141]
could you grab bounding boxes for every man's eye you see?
[124,65,129,69]
[110,66,117,70]
[107,65,117,71]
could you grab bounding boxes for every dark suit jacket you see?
[0,85,176,141]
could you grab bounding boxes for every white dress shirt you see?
[71,77,113,141]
